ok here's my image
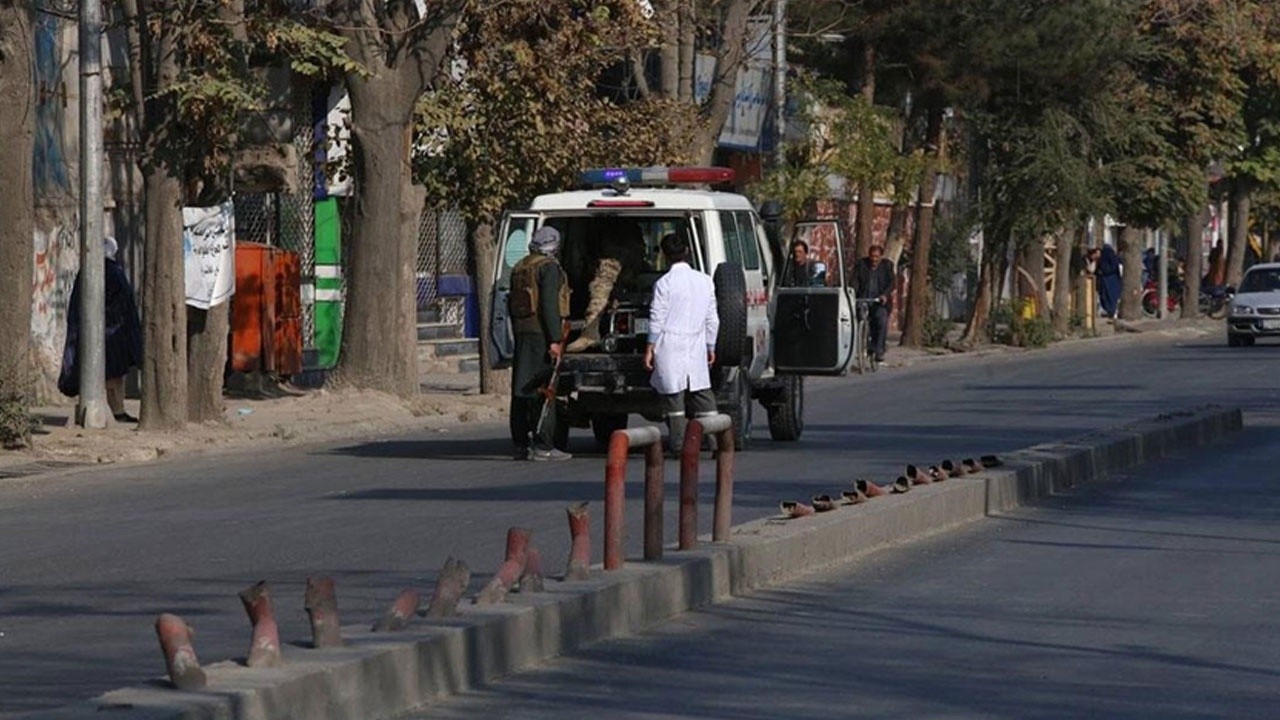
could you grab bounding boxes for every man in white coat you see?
[643,233,720,453]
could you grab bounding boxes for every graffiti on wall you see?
[32,223,79,386]
[34,13,70,196]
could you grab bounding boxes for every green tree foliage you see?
[416,1,699,222]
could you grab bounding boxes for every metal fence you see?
[417,208,469,326]
[231,85,318,354]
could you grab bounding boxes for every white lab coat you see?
[649,262,720,395]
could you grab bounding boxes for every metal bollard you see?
[564,502,591,581]
[475,527,531,604]
[678,413,735,550]
[425,557,471,618]
[372,589,421,632]
[304,576,343,649]
[239,581,282,667]
[603,426,663,570]
[155,613,207,691]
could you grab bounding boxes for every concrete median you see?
[30,405,1242,720]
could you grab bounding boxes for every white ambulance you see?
[488,166,859,450]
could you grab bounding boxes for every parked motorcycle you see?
[1140,280,1231,319]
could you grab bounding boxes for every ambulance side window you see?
[734,211,761,270]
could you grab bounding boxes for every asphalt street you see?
[1,326,1277,714]
[407,416,1280,720]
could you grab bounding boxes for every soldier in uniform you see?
[508,226,573,461]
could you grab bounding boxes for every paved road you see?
[2,326,1278,714]
[408,418,1280,720]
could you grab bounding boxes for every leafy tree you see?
[118,0,357,426]
[322,0,460,398]
[417,0,696,393]
[0,0,34,408]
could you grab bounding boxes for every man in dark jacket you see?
[852,244,894,363]
[508,226,572,461]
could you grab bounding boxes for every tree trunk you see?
[0,0,35,392]
[1019,236,1049,320]
[139,18,189,431]
[1051,224,1075,335]
[471,221,510,396]
[1118,225,1144,321]
[853,43,877,261]
[184,0,245,423]
[1227,181,1252,288]
[658,0,679,98]
[336,76,420,398]
[186,305,228,422]
[1181,208,1207,319]
[961,237,1000,345]
[690,0,753,163]
[677,0,695,103]
[884,203,909,266]
[900,108,943,348]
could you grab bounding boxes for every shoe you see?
[529,447,573,462]
[513,447,531,461]
[114,412,138,424]
[874,354,885,363]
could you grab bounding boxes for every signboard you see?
[183,201,236,309]
[696,17,775,151]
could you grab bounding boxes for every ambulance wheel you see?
[713,262,748,368]
[767,375,804,442]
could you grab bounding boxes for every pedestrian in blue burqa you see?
[1093,244,1123,318]
[58,237,144,423]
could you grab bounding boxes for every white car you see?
[487,166,863,450]
[1227,263,1280,346]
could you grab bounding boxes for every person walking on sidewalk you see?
[852,244,894,363]
[643,233,719,453]
[508,226,572,461]
[58,237,143,423]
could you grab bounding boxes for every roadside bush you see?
[922,312,952,348]
[0,360,37,450]
[991,300,1054,349]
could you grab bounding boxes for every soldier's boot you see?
[566,259,623,353]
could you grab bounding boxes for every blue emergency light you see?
[578,166,735,187]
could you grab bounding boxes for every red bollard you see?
[155,613,206,691]
[679,421,704,550]
[565,502,591,581]
[605,432,628,570]
[239,581,282,668]
[963,458,984,474]
[373,589,421,632]
[712,425,735,542]
[520,546,546,593]
[942,459,966,477]
[857,479,889,498]
[304,576,343,649]
[425,557,471,618]
[476,527,531,604]
[644,443,665,561]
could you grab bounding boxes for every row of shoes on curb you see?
[781,455,1003,519]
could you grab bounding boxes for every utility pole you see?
[77,0,108,428]
[772,0,787,166]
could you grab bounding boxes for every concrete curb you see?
[30,406,1243,720]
